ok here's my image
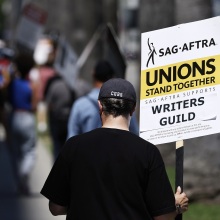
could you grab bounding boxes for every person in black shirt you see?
[41,78,188,220]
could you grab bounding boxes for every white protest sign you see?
[16,3,47,50]
[139,16,220,145]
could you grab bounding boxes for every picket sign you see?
[140,17,220,220]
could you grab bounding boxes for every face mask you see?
[33,39,53,65]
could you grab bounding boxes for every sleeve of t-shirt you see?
[40,153,70,207]
[145,147,176,217]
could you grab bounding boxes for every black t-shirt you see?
[41,128,175,220]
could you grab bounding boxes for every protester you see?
[41,78,188,220]
[67,60,139,138]
[32,30,90,161]
[8,53,39,195]
[31,31,68,160]
[0,39,14,141]
[30,31,59,134]
[32,32,59,101]
[32,30,77,160]
[44,73,76,160]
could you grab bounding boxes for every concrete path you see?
[0,132,65,220]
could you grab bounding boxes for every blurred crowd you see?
[0,31,139,196]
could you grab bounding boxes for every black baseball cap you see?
[98,78,136,102]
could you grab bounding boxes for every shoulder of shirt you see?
[66,128,158,148]
[63,129,98,151]
[133,134,160,152]
[67,128,99,140]
[63,129,160,161]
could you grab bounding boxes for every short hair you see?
[14,53,35,78]
[99,98,136,118]
[93,60,114,82]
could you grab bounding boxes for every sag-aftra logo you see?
[146,37,216,67]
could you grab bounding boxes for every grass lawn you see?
[184,203,220,220]
[166,166,220,220]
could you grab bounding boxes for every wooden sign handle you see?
[175,140,184,220]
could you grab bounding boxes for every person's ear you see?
[98,100,103,114]
[130,104,136,116]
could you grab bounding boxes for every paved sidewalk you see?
[0,135,65,220]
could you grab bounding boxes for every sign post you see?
[140,16,220,219]
[175,140,184,220]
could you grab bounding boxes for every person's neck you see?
[102,115,130,131]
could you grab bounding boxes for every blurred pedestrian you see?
[30,31,59,133]
[0,39,14,141]
[8,52,39,195]
[44,73,76,160]
[67,60,139,138]
[32,32,59,101]
[32,30,77,160]
[41,78,188,220]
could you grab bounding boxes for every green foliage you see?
[166,166,220,220]
[166,166,175,190]
[184,203,220,220]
